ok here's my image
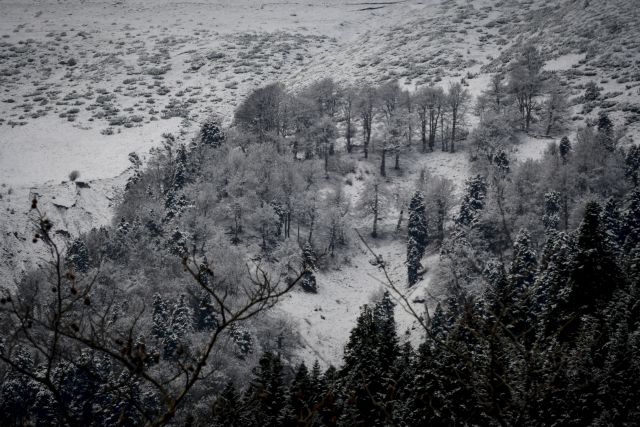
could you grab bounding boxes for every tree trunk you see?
[421,116,427,152]
[545,109,553,136]
[451,109,457,153]
[396,209,404,232]
[364,120,370,159]
[324,145,329,179]
[380,148,386,177]
[346,116,352,153]
[440,114,446,151]
[372,185,379,238]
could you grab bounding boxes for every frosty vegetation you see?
[1,42,640,426]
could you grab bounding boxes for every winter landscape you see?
[1,0,640,425]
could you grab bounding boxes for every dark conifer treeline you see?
[212,194,640,426]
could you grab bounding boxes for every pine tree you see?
[151,294,179,359]
[597,111,614,151]
[200,118,225,147]
[316,365,340,426]
[559,136,572,164]
[483,260,511,320]
[407,191,428,286]
[212,382,243,427]
[456,175,487,227]
[151,293,170,340]
[167,227,189,257]
[229,324,254,359]
[623,189,640,252]
[508,229,538,339]
[0,346,37,425]
[543,191,561,231]
[279,362,313,426]
[171,294,194,337]
[195,293,217,331]
[391,342,415,425]
[570,202,622,312]
[509,229,537,290]
[534,232,575,338]
[625,145,640,186]
[300,243,318,293]
[66,239,91,273]
[309,359,325,406]
[247,352,286,427]
[340,293,400,426]
[601,197,623,250]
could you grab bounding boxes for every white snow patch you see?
[0,118,182,187]
[543,53,586,72]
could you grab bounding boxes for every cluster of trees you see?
[475,44,570,139]
[2,40,639,425]
[233,76,472,178]
[209,188,640,426]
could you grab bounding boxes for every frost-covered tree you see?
[300,242,318,293]
[456,175,488,227]
[543,191,561,231]
[625,145,640,187]
[245,352,286,427]
[415,85,445,152]
[559,136,572,164]
[543,76,569,136]
[407,191,428,286]
[357,84,377,159]
[66,238,91,273]
[212,382,243,427]
[358,178,388,238]
[447,81,470,152]
[509,44,544,132]
[199,117,225,147]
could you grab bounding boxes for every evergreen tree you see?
[171,294,194,337]
[66,238,92,273]
[456,175,488,227]
[624,144,640,186]
[623,189,640,252]
[246,352,287,427]
[195,293,217,331]
[483,260,511,320]
[507,229,538,340]
[167,227,189,257]
[212,382,243,427]
[597,111,614,151]
[340,293,400,426]
[559,136,572,164]
[200,117,225,147]
[571,202,621,310]
[509,229,537,290]
[229,324,254,359]
[0,346,38,425]
[309,359,325,408]
[300,243,318,293]
[407,191,428,286]
[279,362,313,426]
[601,197,623,250]
[151,293,170,339]
[543,191,561,231]
[534,232,575,338]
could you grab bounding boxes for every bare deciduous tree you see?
[447,82,471,153]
